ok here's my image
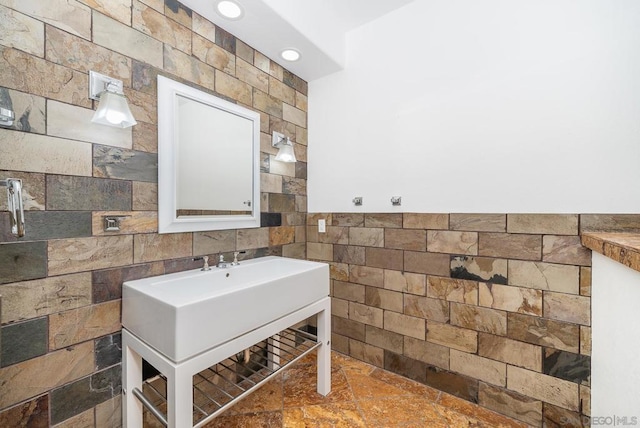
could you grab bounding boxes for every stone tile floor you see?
[198,351,528,428]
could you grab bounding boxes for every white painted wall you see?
[308,0,640,213]
[591,252,640,420]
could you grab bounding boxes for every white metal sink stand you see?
[122,297,331,427]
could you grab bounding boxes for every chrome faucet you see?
[231,251,246,266]
[217,254,229,268]
[193,256,211,271]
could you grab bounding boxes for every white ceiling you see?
[178,0,416,81]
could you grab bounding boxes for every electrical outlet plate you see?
[318,219,326,233]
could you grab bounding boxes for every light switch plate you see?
[318,219,326,233]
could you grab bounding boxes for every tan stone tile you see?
[427,276,478,304]
[507,214,579,235]
[0,170,45,211]
[385,229,426,251]
[78,0,131,24]
[450,214,506,232]
[0,341,93,408]
[365,325,403,352]
[580,326,591,356]
[124,87,156,124]
[269,226,295,246]
[329,262,348,281]
[132,121,157,153]
[384,270,426,295]
[428,230,478,255]
[404,251,450,276]
[270,60,284,80]
[235,39,253,64]
[349,340,384,368]
[2,0,91,39]
[331,297,349,318]
[543,291,590,326]
[133,233,191,263]
[132,0,191,53]
[478,283,542,316]
[580,267,591,297]
[333,281,364,303]
[95,394,121,428]
[92,211,157,235]
[332,213,364,226]
[236,228,269,251]
[253,51,270,74]
[0,130,92,176]
[164,0,190,27]
[508,260,579,294]
[331,332,349,354]
[580,385,590,416]
[365,248,403,271]
[384,311,425,340]
[296,126,308,146]
[404,295,449,323]
[450,349,506,387]
[478,383,542,427]
[192,33,235,75]
[49,100,133,149]
[132,181,157,211]
[427,321,477,353]
[215,69,252,107]
[404,336,449,369]
[315,226,349,245]
[283,103,306,127]
[403,213,448,229]
[253,89,282,117]
[282,242,305,259]
[93,11,162,68]
[507,313,579,353]
[580,214,640,233]
[543,235,592,266]
[349,265,383,287]
[260,172,282,193]
[349,227,384,247]
[0,5,44,56]
[507,365,579,411]
[192,12,216,42]
[49,236,133,275]
[364,213,403,228]
[46,25,131,85]
[164,45,214,91]
[0,273,91,323]
[269,76,295,105]
[296,91,308,112]
[0,46,90,107]
[349,302,383,328]
[237,58,269,92]
[138,0,163,12]
[478,232,541,260]
[49,300,121,349]
[308,213,333,226]
[192,230,235,256]
[307,242,333,261]
[365,287,403,313]
[450,302,507,335]
[478,333,542,371]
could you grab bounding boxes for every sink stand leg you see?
[317,300,331,396]
[123,338,143,428]
[166,366,193,428]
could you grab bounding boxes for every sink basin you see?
[122,256,329,362]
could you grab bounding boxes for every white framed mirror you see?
[158,76,261,233]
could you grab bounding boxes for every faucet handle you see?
[219,254,225,263]
[232,251,246,266]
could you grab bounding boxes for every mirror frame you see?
[157,75,261,233]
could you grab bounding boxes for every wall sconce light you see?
[0,107,15,127]
[272,131,297,163]
[89,70,137,128]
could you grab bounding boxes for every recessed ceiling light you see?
[281,49,301,62]
[216,0,244,20]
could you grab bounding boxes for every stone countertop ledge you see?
[582,232,640,273]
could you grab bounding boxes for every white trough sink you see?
[122,256,330,362]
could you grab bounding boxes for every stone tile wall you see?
[0,0,307,425]
[308,213,640,426]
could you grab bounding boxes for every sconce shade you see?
[91,90,137,128]
[275,138,297,163]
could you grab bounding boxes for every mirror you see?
[157,76,260,233]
